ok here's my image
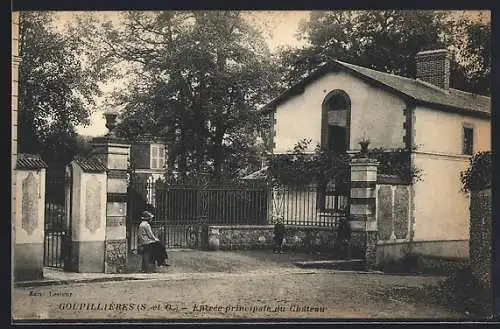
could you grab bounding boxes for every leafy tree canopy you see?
[82,11,278,179]
[18,12,113,165]
[276,10,490,96]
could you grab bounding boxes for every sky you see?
[50,10,488,137]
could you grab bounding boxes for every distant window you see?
[151,145,165,169]
[463,127,474,155]
[146,175,155,206]
[318,180,348,213]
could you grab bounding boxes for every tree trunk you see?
[177,129,188,178]
[212,125,226,179]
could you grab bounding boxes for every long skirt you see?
[149,241,168,264]
[141,242,168,271]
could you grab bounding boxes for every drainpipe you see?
[405,102,416,255]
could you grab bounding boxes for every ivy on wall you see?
[460,151,492,192]
[268,139,422,187]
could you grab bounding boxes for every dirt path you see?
[13,269,464,320]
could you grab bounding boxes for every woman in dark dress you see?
[137,211,169,271]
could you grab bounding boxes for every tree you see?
[18,12,112,165]
[88,11,277,179]
[458,18,491,95]
[278,10,489,95]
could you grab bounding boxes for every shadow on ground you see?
[126,249,337,274]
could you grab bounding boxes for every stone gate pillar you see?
[349,156,379,270]
[13,154,48,281]
[66,159,107,272]
[91,111,131,273]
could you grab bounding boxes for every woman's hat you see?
[140,211,154,220]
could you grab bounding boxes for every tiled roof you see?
[16,154,48,170]
[337,60,490,115]
[74,157,107,173]
[262,60,491,117]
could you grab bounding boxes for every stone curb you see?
[14,270,314,287]
[14,267,443,288]
[294,259,366,270]
[14,276,146,288]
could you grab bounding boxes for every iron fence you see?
[44,174,71,268]
[127,178,269,249]
[128,179,269,225]
[271,183,349,228]
[126,176,348,249]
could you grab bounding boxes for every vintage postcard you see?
[11,9,493,322]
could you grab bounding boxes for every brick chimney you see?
[415,49,451,90]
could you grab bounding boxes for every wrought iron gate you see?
[127,178,208,250]
[44,168,72,269]
[127,177,268,250]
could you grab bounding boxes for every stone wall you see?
[376,176,412,243]
[284,226,338,252]
[207,225,338,252]
[105,240,128,273]
[469,188,492,293]
[374,175,413,266]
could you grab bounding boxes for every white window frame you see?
[150,144,165,170]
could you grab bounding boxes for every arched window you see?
[318,90,351,212]
[321,90,351,153]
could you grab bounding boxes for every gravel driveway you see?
[13,251,465,321]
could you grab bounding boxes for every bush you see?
[460,151,491,192]
[268,139,422,187]
[367,147,423,183]
[436,265,493,318]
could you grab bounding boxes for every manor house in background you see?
[260,49,491,259]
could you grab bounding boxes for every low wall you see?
[376,239,469,267]
[411,239,469,259]
[206,225,338,252]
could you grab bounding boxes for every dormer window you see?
[151,144,165,169]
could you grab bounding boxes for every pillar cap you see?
[16,153,48,170]
[73,157,108,173]
[91,136,131,146]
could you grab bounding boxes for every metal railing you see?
[44,175,71,268]
[127,179,269,249]
[271,184,349,228]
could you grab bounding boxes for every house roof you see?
[16,154,48,170]
[262,60,490,118]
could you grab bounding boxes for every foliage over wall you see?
[460,151,492,192]
[268,139,422,187]
[366,146,423,183]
